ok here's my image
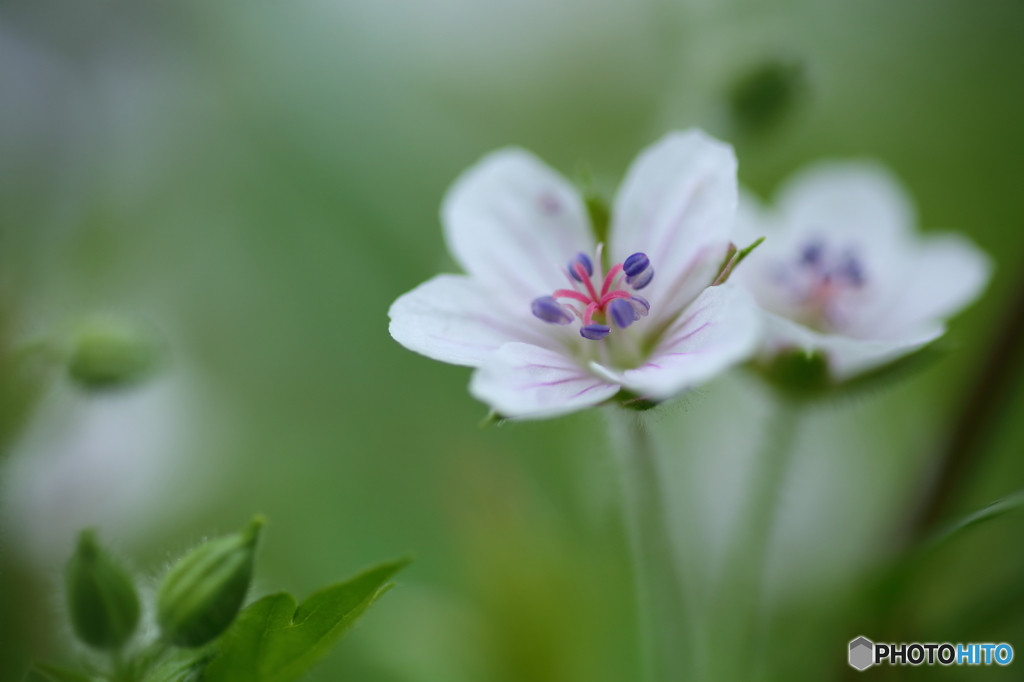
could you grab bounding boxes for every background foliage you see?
[1,0,1022,679]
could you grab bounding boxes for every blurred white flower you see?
[733,162,992,381]
[389,130,760,419]
[1,374,221,567]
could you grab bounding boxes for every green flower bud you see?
[728,58,806,134]
[67,317,159,391]
[65,529,141,650]
[157,516,264,647]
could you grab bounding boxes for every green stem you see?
[609,409,692,682]
[904,271,1024,541]
[712,398,801,681]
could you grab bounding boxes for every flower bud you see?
[728,58,806,134]
[157,516,263,647]
[65,529,141,650]
[67,317,159,391]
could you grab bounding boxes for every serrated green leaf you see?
[204,557,410,682]
[23,663,97,682]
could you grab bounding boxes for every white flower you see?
[1,374,224,567]
[389,130,761,419]
[733,161,992,382]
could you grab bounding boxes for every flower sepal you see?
[479,409,506,428]
[755,348,832,400]
[755,341,947,401]
[575,165,611,246]
[613,389,660,412]
[712,237,765,286]
[584,191,611,246]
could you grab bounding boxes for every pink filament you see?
[546,253,643,336]
[552,289,592,305]
[574,262,600,302]
[600,290,632,306]
[601,263,623,297]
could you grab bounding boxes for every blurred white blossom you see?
[734,162,992,380]
[1,373,223,567]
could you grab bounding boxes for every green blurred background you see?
[0,0,1022,679]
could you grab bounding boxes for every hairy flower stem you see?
[712,398,801,681]
[609,410,693,682]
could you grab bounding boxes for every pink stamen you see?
[574,262,600,302]
[553,289,592,305]
[535,252,651,338]
[600,290,632,307]
[601,264,623,297]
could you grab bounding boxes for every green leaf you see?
[23,663,97,682]
[204,557,410,682]
[925,489,1024,550]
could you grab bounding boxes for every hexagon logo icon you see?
[849,636,874,671]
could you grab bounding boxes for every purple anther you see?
[800,242,824,267]
[629,295,650,318]
[626,266,654,290]
[623,252,650,277]
[842,255,865,287]
[580,324,610,340]
[568,252,594,282]
[609,299,636,329]
[531,296,574,325]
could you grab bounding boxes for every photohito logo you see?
[848,636,1014,670]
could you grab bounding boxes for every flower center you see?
[531,248,654,340]
[775,238,866,329]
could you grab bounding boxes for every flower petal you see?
[389,274,550,367]
[729,191,795,313]
[775,161,916,282]
[442,148,594,299]
[861,233,992,339]
[470,342,620,419]
[610,130,738,323]
[779,161,916,239]
[613,284,760,400]
[758,313,943,381]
